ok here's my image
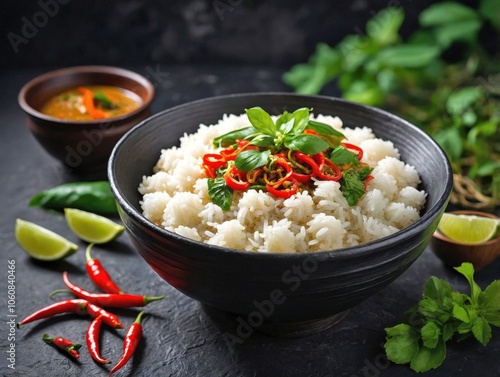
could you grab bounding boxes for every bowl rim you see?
[432,210,500,246]
[18,65,155,125]
[108,92,454,260]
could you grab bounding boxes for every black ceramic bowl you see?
[108,93,453,336]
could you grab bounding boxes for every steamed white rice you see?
[138,113,427,253]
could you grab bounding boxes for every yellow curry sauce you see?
[40,85,142,121]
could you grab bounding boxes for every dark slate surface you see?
[1,66,499,377]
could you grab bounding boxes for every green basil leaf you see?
[480,0,500,29]
[433,127,463,162]
[446,87,484,115]
[290,107,311,134]
[93,92,117,109]
[207,177,232,211]
[307,120,345,138]
[330,146,359,165]
[250,134,275,148]
[343,80,384,106]
[375,45,440,68]
[367,7,404,46]
[285,134,329,155]
[235,149,271,172]
[276,112,294,134]
[419,2,479,26]
[433,19,482,48]
[245,107,276,136]
[212,126,257,148]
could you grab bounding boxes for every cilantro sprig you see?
[384,262,500,373]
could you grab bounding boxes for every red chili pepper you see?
[87,315,111,364]
[224,165,250,191]
[295,152,321,176]
[304,129,319,136]
[364,174,374,191]
[291,171,312,183]
[236,139,249,148]
[264,157,293,188]
[203,164,217,179]
[109,311,145,377]
[78,87,106,119]
[312,153,342,181]
[341,142,364,161]
[86,244,123,294]
[63,272,165,308]
[266,179,298,199]
[17,299,88,328]
[202,154,226,170]
[219,145,238,161]
[85,302,124,329]
[17,298,124,329]
[42,334,82,359]
[246,168,263,184]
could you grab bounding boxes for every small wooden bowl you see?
[18,66,154,174]
[430,210,500,270]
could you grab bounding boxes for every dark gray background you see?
[2,0,489,71]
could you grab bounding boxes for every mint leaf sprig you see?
[384,262,500,373]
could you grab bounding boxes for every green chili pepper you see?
[29,181,118,214]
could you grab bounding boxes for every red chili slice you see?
[266,179,298,199]
[220,145,238,161]
[203,164,217,179]
[341,142,363,161]
[203,154,225,170]
[364,174,374,191]
[246,168,264,184]
[224,165,250,191]
[295,152,321,176]
[264,157,293,188]
[304,129,319,136]
[291,171,312,183]
[313,153,342,181]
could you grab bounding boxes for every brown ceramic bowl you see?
[18,66,154,173]
[430,210,500,270]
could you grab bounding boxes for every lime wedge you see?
[438,213,500,244]
[64,208,124,244]
[15,219,78,261]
